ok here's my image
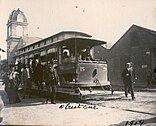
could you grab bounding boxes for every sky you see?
[0,0,156,60]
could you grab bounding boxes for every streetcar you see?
[14,31,112,96]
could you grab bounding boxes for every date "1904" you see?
[125,120,144,126]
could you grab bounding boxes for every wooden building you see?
[107,25,156,87]
[94,45,108,61]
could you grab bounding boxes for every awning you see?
[47,48,56,54]
[25,56,29,64]
[20,57,24,60]
[25,55,28,59]
[20,57,24,63]
[15,58,20,65]
[40,50,46,56]
[29,54,34,58]
[34,52,39,55]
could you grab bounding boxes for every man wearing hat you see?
[44,62,59,104]
[50,63,59,104]
[21,64,28,99]
[121,62,137,100]
[26,64,32,98]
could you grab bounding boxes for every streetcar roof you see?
[16,37,106,57]
[53,37,106,47]
[18,37,106,51]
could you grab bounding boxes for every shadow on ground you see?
[0,89,68,108]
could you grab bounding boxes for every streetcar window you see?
[40,42,43,46]
[46,39,51,44]
[63,50,70,57]
[61,45,76,63]
[53,36,58,41]
[30,46,33,50]
[58,35,63,40]
[79,46,94,61]
[35,44,38,48]
[51,38,53,43]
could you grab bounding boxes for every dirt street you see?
[0,83,156,126]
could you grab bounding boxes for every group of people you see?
[2,58,155,103]
[2,59,59,104]
[2,66,21,104]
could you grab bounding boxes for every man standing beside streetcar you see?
[44,61,59,104]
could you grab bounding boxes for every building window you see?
[17,12,24,22]
[16,26,23,36]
